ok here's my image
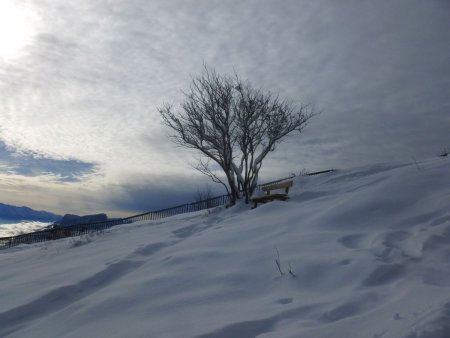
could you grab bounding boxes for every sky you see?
[0,0,449,217]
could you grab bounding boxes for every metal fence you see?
[254,169,334,192]
[0,170,335,250]
[305,169,334,176]
[0,194,231,250]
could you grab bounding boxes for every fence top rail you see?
[0,173,336,241]
[121,194,231,220]
[0,194,232,241]
[0,194,231,242]
[0,172,334,243]
[306,169,335,176]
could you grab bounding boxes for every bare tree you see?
[233,81,313,202]
[193,184,214,209]
[193,184,213,202]
[159,67,314,205]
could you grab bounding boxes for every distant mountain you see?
[53,213,108,227]
[0,203,61,222]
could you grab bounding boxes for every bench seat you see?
[251,193,290,208]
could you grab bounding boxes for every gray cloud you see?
[106,177,226,217]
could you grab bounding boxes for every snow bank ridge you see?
[0,157,449,338]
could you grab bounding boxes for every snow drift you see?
[1,157,449,338]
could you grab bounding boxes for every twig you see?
[439,147,449,157]
[275,247,284,275]
[288,262,296,278]
[411,156,422,172]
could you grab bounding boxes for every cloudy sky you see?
[0,0,449,217]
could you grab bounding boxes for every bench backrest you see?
[261,180,293,192]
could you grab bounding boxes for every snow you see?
[1,157,450,338]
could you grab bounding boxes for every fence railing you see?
[0,194,231,250]
[305,169,335,176]
[0,170,335,250]
[254,169,334,192]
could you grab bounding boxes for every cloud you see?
[105,176,227,217]
[0,0,448,215]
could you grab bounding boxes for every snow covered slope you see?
[1,158,449,338]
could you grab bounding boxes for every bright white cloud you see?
[0,0,40,60]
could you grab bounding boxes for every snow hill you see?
[1,157,449,338]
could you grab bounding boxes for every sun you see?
[0,0,37,60]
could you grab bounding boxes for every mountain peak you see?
[0,203,61,222]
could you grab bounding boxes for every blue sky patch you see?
[0,141,96,182]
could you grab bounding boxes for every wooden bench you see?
[261,180,293,195]
[251,180,294,208]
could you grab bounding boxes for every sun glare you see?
[0,0,36,60]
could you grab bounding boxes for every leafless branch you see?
[158,66,315,205]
